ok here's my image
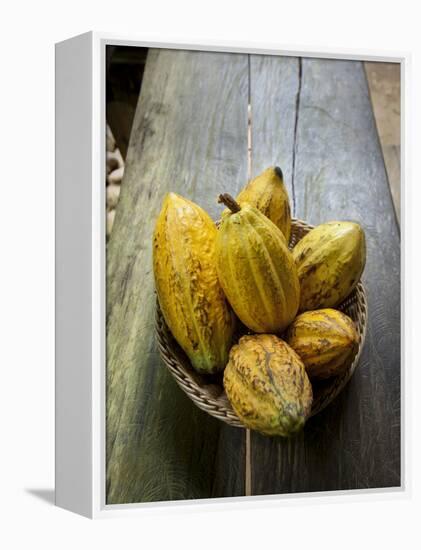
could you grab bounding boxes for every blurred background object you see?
[105,46,148,236]
[106,46,148,158]
[105,124,122,238]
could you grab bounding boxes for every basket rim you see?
[155,217,368,430]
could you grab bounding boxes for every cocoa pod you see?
[223,334,313,436]
[286,308,359,379]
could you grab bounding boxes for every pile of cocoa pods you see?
[153,167,366,436]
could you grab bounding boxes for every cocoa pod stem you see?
[218,193,241,213]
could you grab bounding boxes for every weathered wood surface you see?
[106,49,248,504]
[107,51,400,503]
[365,62,401,224]
[250,57,400,494]
[250,55,299,202]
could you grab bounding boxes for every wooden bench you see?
[106,49,400,504]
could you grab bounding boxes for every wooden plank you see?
[365,62,401,224]
[250,58,400,494]
[250,55,300,203]
[106,49,249,504]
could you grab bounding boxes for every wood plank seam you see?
[247,54,301,495]
[290,57,302,217]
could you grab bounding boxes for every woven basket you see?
[155,218,368,428]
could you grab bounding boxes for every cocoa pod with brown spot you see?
[286,308,359,379]
[292,221,366,312]
[223,334,312,436]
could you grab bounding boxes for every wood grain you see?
[250,58,400,494]
[106,49,248,504]
[249,55,300,203]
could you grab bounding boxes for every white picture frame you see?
[55,31,408,519]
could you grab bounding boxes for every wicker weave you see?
[155,218,368,428]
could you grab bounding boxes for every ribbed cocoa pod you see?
[233,166,291,242]
[153,193,235,374]
[223,334,313,436]
[286,308,359,379]
[216,194,300,333]
[292,221,366,311]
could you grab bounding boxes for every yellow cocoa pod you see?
[286,308,359,379]
[292,221,366,311]
[153,193,235,374]
[223,334,313,436]
[216,194,300,333]
[234,166,291,242]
